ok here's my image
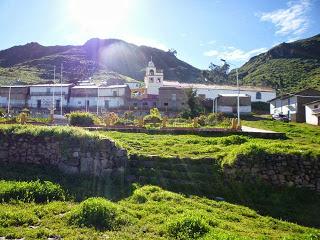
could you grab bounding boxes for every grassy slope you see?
[0,184,319,240]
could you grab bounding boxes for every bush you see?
[143,108,162,124]
[69,197,124,230]
[0,108,5,117]
[206,113,225,126]
[68,111,96,127]
[124,111,134,121]
[167,214,209,239]
[197,115,207,126]
[104,112,119,126]
[0,180,66,203]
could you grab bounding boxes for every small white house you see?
[269,88,320,122]
[305,100,320,126]
[28,84,72,110]
[98,85,131,109]
[214,94,251,114]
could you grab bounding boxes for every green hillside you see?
[0,39,202,85]
[231,34,320,92]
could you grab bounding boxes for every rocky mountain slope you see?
[231,34,320,92]
[0,38,202,85]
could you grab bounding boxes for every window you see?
[157,78,161,83]
[172,94,177,101]
[149,69,154,75]
[46,88,50,94]
[37,100,41,108]
[133,102,138,107]
[113,91,117,96]
[78,101,81,105]
[164,102,168,106]
[153,102,157,107]
[198,94,205,99]
[314,105,319,109]
[56,100,60,109]
[104,100,109,108]
[256,92,262,100]
[181,102,185,105]
[149,77,154,83]
[143,102,148,106]
[86,100,90,107]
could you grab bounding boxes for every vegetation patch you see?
[67,111,97,127]
[166,213,210,239]
[0,180,66,203]
[69,197,127,230]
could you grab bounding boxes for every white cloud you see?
[258,0,310,36]
[207,40,216,45]
[203,47,267,61]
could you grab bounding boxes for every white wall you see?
[217,106,251,114]
[127,82,142,89]
[28,96,68,109]
[0,96,7,108]
[29,86,69,95]
[99,87,127,97]
[195,88,275,103]
[305,104,319,125]
[69,97,97,108]
[270,96,297,119]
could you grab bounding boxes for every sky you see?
[0,0,319,69]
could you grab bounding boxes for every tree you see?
[168,48,177,56]
[185,88,202,118]
[202,62,230,84]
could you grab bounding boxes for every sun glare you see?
[68,0,131,37]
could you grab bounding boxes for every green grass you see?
[100,130,320,164]
[0,184,319,240]
[242,118,320,147]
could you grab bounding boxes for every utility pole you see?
[96,86,99,115]
[221,59,240,128]
[60,63,63,116]
[7,86,11,115]
[52,66,56,114]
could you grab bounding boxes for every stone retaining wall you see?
[224,154,320,192]
[0,133,127,177]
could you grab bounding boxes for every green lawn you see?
[242,118,320,147]
[0,182,319,240]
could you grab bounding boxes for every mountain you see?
[231,34,320,92]
[0,38,202,85]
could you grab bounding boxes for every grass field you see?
[0,121,320,238]
[0,181,319,240]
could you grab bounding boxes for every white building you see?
[126,80,143,90]
[305,100,320,125]
[214,94,251,114]
[98,85,131,109]
[69,85,98,110]
[268,88,320,122]
[144,59,164,95]
[0,86,29,109]
[163,81,275,103]
[69,84,131,111]
[28,84,72,110]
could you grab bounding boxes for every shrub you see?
[68,111,95,127]
[124,111,134,121]
[69,197,124,230]
[0,108,5,117]
[143,108,162,124]
[206,113,225,126]
[143,115,161,124]
[197,115,207,126]
[167,214,209,239]
[0,180,66,203]
[104,112,119,126]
